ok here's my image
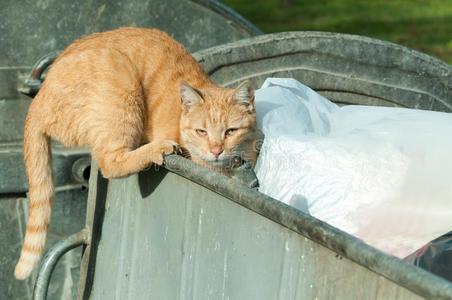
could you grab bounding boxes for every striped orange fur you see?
[15,27,257,279]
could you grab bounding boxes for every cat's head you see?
[179,80,257,171]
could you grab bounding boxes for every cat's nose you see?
[210,147,223,158]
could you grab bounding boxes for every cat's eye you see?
[225,128,238,137]
[195,129,207,136]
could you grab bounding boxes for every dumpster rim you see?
[194,30,452,73]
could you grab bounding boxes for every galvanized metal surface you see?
[195,31,452,112]
[0,188,87,300]
[76,162,110,300]
[5,17,452,300]
[1,0,260,69]
[76,33,452,299]
[0,1,260,298]
[83,155,452,299]
[33,229,89,300]
[0,146,89,193]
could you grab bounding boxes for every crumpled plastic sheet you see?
[254,78,452,258]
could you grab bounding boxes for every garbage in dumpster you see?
[254,78,452,258]
[404,231,452,281]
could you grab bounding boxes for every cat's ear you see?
[233,80,254,107]
[181,81,202,110]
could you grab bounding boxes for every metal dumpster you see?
[0,1,261,299]
[33,32,452,299]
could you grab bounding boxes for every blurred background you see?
[223,0,452,64]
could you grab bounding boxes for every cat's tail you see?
[14,116,54,280]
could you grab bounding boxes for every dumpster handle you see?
[18,51,59,97]
[33,228,90,300]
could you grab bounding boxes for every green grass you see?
[223,0,452,63]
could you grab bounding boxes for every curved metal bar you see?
[18,51,59,97]
[33,229,90,300]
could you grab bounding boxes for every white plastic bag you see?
[254,78,452,258]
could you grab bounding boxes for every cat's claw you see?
[150,140,179,165]
[172,144,182,154]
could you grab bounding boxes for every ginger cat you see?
[15,27,256,279]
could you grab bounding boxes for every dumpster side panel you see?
[0,197,32,300]
[89,168,423,300]
[0,189,86,300]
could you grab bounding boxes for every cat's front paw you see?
[150,140,179,165]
